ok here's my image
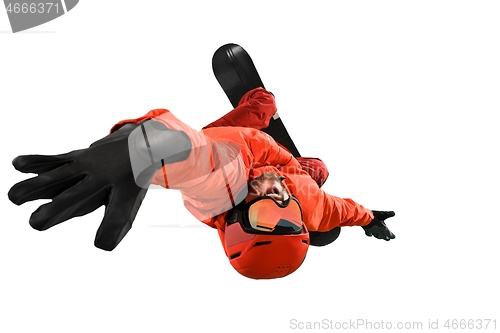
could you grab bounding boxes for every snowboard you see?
[212,43,301,158]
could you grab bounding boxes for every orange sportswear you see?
[111,91,373,232]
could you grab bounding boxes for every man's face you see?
[245,172,290,205]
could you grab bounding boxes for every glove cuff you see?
[128,120,192,188]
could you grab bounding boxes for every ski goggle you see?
[236,196,304,235]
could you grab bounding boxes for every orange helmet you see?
[218,196,309,279]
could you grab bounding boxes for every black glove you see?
[362,210,396,241]
[8,120,191,251]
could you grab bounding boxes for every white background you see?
[1,1,499,332]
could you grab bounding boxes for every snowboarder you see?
[8,86,396,280]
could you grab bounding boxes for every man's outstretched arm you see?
[8,117,192,250]
[317,193,397,241]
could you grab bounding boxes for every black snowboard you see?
[212,43,301,158]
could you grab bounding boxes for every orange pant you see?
[203,87,329,188]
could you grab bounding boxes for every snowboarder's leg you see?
[210,43,330,188]
[203,87,276,130]
[295,157,329,188]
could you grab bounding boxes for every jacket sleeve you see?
[319,193,374,229]
[283,159,373,232]
[109,108,214,190]
[109,109,249,227]
[109,109,170,134]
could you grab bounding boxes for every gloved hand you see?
[8,120,191,251]
[362,210,396,241]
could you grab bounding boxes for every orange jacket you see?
[111,108,373,232]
